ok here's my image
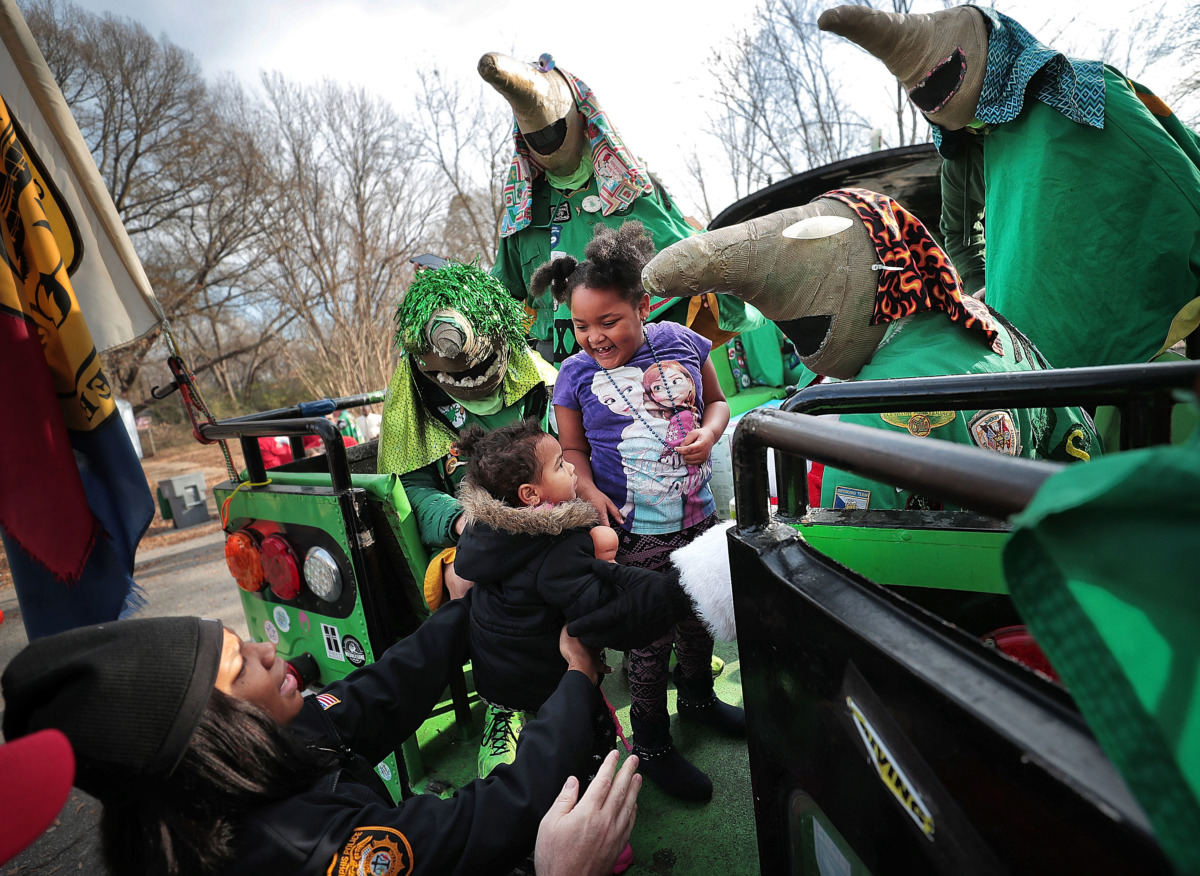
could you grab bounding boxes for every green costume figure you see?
[480,52,763,364]
[819,5,1200,370]
[377,262,557,565]
[643,187,1098,509]
[819,310,1097,511]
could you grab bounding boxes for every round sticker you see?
[342,635,366,667]
[377,761,393,782]
[272,605,291,633]
[263,620,279,644]
[907,414,932,437]
[582,194,602,213]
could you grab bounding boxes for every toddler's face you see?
[525,435,578,506]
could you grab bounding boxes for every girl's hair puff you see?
[529,221,656,309]
[457,419,548,507]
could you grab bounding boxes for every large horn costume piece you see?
[478,52,587,176]
[645,189,1003,382]
[643,198,884,380]
[818,5,988,131]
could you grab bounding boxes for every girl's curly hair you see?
[457,419,547,506]
[529,221,657,309]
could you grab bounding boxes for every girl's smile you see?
[570,285,652,368]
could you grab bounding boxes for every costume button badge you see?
[582,195,602,213]
[880,411,955,437]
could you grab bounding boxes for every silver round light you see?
[304,546,342,602]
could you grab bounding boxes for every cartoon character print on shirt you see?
[590,370,639,517]
[589,367,694,532]
[590,370,671,519]
[642,361,713,528]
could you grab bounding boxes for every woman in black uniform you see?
[1,590,646,876]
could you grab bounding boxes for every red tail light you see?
[225,530,264,592]
[261,533,301,600]
[982,625,1061,682]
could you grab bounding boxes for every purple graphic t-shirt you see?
[554,322,715,535]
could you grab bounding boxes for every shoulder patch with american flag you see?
[316,693,341,710]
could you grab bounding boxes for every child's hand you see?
[590,525,620,563]
[679,426,716,465]
[579,482,625,526]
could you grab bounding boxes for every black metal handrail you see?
[732,408,1061,529]
[220,391,385,424]
[773,360,1199,515]
[199,417,351,493]
[212,391,383,481]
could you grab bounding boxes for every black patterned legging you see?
[617,514,719,729]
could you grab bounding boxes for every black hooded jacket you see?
[454,484,616,712]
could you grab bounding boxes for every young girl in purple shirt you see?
[534,221,745,802]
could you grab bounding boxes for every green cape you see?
[1003,419,1200,872]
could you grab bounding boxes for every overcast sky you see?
[69,0,1192,218]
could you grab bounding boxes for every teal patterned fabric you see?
[933,7,1105,158]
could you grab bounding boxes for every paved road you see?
[0,529,245,875]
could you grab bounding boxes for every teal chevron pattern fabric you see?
[933,7,1105,158]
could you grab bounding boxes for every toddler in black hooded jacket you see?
[453,419,622,776]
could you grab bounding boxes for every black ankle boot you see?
[630,714,713,803]
[674,665,747,738]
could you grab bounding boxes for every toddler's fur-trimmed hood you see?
[458,482,599,535]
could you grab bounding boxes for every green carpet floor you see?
[410,639,758,875]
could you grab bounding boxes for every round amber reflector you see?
[225,530,264,592]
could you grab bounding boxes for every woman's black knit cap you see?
[1,616,223,805]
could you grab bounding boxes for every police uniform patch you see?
[316,693,340,711]
[327,826,413,876]
[968,410,1021,456]
[833,486,871,510]
[880,411,955,437]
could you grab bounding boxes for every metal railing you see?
[770,360,1200,515]
[732,409,1059,527]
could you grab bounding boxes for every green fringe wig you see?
[394,261,530,354]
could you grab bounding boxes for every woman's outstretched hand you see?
[559,626,611,684]
[534,750,641,876]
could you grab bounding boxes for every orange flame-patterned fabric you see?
[824,187,1003,355]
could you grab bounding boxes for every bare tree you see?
[413,68,511,264]
[18,0,97,107]
[702,0,873,202]
[20,0,291,405]
[30,3,211,236]
[258,75,442,399]
[1179,3,1200,126]
[99,78,285,399]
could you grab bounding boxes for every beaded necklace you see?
[598,325,678,451]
